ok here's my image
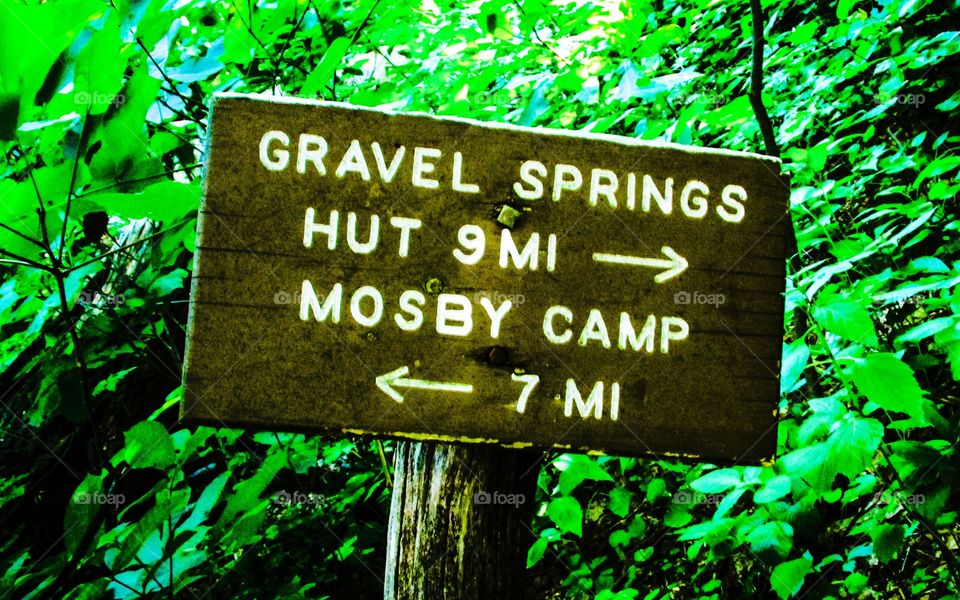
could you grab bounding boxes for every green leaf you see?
[781,339,809,394]
[65,474,104,555]
[779,443,833,490]
[870,523,905,563]
[852,353,928,424]
[547,496,583,537]
[827,415,883,478]
[124,421,176,470]
[218,452,286,526]
[664,504,693,528]
[556,454,613,495]
[78,181,200,222]
[609,529,632,548]
[896,317,956,345]
[301,37,351,97]
[754,475,792,504]
[746,521,793,560]
[690,468,741,493]
[111,488,190,570]
[609,487,631,518]
[836,0,855,20]
[843,572,869,594]
[813,293,878,347]
[770,555,812,599]
[527,537,548,567]
[74,12,126,115]
[646,478,667,502]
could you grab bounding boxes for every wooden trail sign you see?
[181,93,789,463]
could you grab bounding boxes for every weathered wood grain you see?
[181,93,789,463]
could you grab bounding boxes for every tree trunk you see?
[384,442,540,599]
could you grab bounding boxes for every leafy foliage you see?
[1,0,959,597]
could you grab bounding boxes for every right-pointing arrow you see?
[592,246,688,283]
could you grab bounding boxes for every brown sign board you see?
[181,93,789,463]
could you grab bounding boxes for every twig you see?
[330,0,382,100]
[0,221,48,251]
[78,165,201,197]
[58,109,89,264]
[135,37,207,126]
[376,440,393,489]
[748,0,780,158]
[878,446,960,592]
[65,228,173,274]
[0,248,52,272]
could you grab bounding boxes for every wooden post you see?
[384,442,540,600]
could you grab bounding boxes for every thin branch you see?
[78,165,201,198]
[65,228,173,274]
[748,0,780,158]
[0,221,48,251]
[878,446,960,592]
[377,440,393,489]
[330,0,382,100]
[135,37,207,125]
[0,248,53,272]
[58,110,90,264]
[272,2,313,91]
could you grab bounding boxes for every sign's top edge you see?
[211,92,783,166]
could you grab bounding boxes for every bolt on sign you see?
[181,93,789,463]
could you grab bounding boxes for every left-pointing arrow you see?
[375,366,474,403]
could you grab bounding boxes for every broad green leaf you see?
[754,475,792,504]
[526,537,548,567]
[301,37,351,97]
[770,555,812,599]
[74,12,126,115]
[78,181,200,222]
[896,317,956,345]
[746,521,793,560]
[217,452,286,526]
[547,496,583,537]
[557,454,613,495]
[780,443,833,489]
[844,572,869,594]
[828,415,883,479]
[609,529,631,548]
[851,353,928,424]
[65,473,104,555]
[836,0,855,20]
[813,293,878,347]
[690,468,741,493]
[870,523,904,563]
[124,421,176,470]
[0,0,103,134]
[781,339,809,394]
[110,488,190,570]
[609,487,631,518]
